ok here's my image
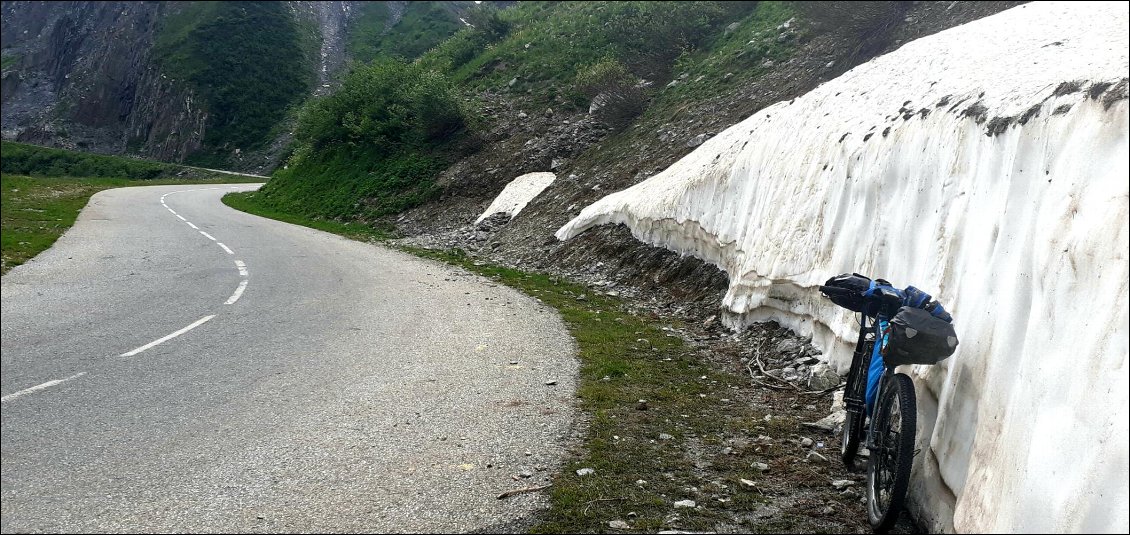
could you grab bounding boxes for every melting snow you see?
[476,172,556,225]
[557,2,1128,532]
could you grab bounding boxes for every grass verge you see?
[220,191,838,533]
[0,174,260,275]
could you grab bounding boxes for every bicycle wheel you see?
[867,373,916,532]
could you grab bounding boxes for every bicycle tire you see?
[867,373,916,533]
[841,407,866,469]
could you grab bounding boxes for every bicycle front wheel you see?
[867,372,916,532]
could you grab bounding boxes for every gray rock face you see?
[0,1,353,169]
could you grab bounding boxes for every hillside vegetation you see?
[256,1,793,224]
[152,1,316,166]
[346,1,474,63]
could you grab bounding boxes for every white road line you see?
[168,208,178,215]
[176,214,187,221]
[234,260,249,277]
[186,222,199,230]
[120,315,215,357]
[199,231,216,241]
[217,242,234,255]
[1,373,87,403]
[225,280,248,305]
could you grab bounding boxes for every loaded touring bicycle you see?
[819,273,959,532]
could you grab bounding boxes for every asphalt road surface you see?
[1,184,578,533]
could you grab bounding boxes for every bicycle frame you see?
[844,312,897,449]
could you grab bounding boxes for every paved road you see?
[1,185,578,533]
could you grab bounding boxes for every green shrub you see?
[261,60,468,220]
[574,59,647,128]
[0,141,173,180]
[296,59,467,150]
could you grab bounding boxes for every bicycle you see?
[819,274,958,532]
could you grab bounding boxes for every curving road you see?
[0,185,578,533]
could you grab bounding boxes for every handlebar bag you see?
[820,273,872,312]
[886,306,959,366]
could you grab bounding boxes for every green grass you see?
[1,174,259,275]
[222,191,393,241]
[221,192,804,533]
[0,52,18,70]
[347,1,470,63]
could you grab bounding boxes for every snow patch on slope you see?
[476,172,556,225]
[557,2,1128,532]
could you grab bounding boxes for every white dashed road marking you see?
[120,315,216,357]
[1,373,87,403]
[225,280,248,305]
[5,187,257,402]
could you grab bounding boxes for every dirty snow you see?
[557,2,1128,533]
[475,172,556,225]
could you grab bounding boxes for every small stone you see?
[609,520,631,530]
[721,447,733,455]
[739,478,757,489]
[637,400,649,410]
[627,511,638,518]
[821,505,835,515]
[752,462,770,472]
[636,479,648,486]
[576,467,595,476]
[659,433,674,441]
[518,467,534,478]
[806,451,828,463]
[841,489,861,500]
[545,107,554,116]
[801,437,814,448]
[517,111,528,119]
[826,61,836,69]
[545,380,557,386]
[832,479,855,489]
[686,133,710,148]
[508,77,518,87]
[525,450,533,456]
[673,499,696,508]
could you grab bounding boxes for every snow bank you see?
[557,2,1128,532]
[475,172,556,225]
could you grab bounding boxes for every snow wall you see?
[475,172,556,225]
[557,2,1128,533]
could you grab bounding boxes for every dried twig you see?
[747,337,844,396]
[582,496,627,516]
[497,484,552,499]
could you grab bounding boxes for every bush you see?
[295,59,467,151]
[0,141,174,180]
[574,59,647,128]
[261,60,469,220]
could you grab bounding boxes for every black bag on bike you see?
[820,273,872,312]
[886,306,959,366]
